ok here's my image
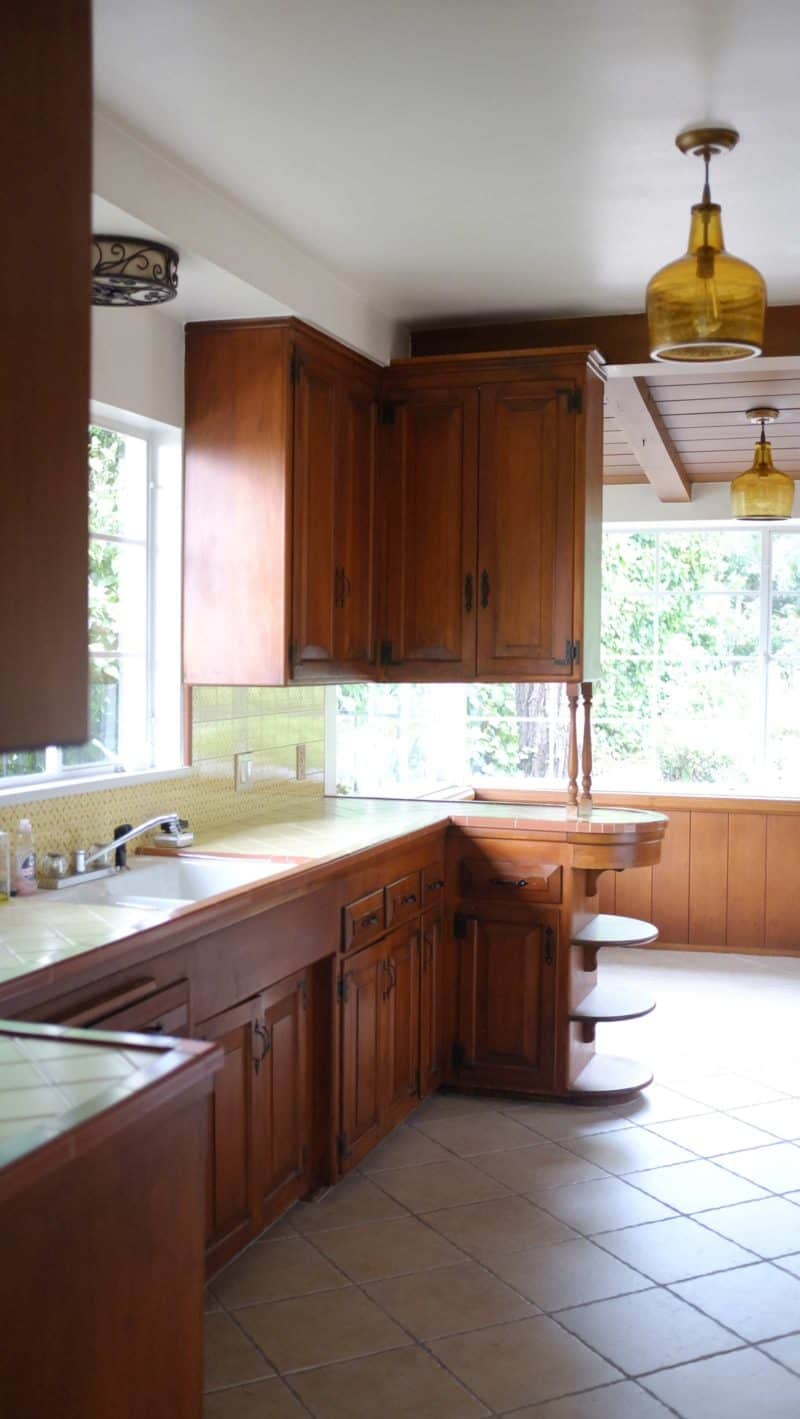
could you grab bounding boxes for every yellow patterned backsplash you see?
[0,686,325,856]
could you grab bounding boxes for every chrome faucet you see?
[76,813,183,873]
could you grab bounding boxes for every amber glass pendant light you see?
[731,408,795,520]
[647,127,766,362]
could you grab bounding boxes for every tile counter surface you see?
[0,797,666,992]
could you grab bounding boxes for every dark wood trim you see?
[410,305,800,364]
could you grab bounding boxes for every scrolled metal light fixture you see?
[91,235,179,307]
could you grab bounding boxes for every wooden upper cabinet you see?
[476,382,577,679]
[2,4,91,750]
[379,387,479,679]
[184,319,379,686]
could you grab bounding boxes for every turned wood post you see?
[566,684,580,812]
[579,681,593,817]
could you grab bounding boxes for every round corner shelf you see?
[569,984,656,1025]
[571,913,659,949]
[569,1053,653,1101]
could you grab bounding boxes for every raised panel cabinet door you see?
[476,382,577,679]
[457,916,556,1092]
[334,377,379,672]
[381,921,421,1127]
[291,347,339,670]
[419,908,444,1096]
[380,387,479,678]
[198,995,263,1269]
[339,941,384,1170]
[259,971,310,1218]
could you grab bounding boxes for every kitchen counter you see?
[0,796,666,1001]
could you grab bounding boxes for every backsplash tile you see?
[0,686,325,856]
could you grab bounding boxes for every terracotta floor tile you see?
[213,1236,349,1309]
[510,1379,673,1417]
[288,1344,488,1418]
[260,1212,298,1240]
[204,1287,221,1313]
[235,1285,410,1374]
[730,1099,800,1140]
[310,1214,466,1282]
[471,1141,606,1190]
[203,1377,308,1417]
[410,1093,506,1124]
[428,1314,620,1412]
[488,1237,651,1310]
[527,1176,676,1235]
[360,1125,453,1172]
[292,1175,408,1235]
[628,1159,768,1213]
[424,1193,578,1260]
[643,1346,800,1418]
[368,1158,509,1213]
[716,1142,800,1193]
[672,1261,800,1341]
[557,1286,741,1375]
[700,1196,800,1258]
[203,1313,273,1393]
[564,1127,695,1175]
[647,1112,776,1157]
[498,1100,633,1140]
[413,1110,540,1157]
[595,1215,755,1283]
[364,1259,536,1339]
[671,1073,786,1110]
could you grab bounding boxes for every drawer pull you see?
[400,892,418,906]
[360,912,379,929]
[427,879,444,891]
[253,1021,272,1071]
[490,878,529,890]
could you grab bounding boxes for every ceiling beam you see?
[410,306,800,364]
[609,377,691,503]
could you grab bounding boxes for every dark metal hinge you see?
[337,975,350,1005]
[379,401,396,426]
[452,1040,466,1071]
[453,912,468,939]
[380,640,402,667]
[559,387,582,414]
[298,978,308,1011]
[337,1132,351,1162]
[288,638,296,664]
[290,350,302,384]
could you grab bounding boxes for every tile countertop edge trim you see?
[0,804,668,1015]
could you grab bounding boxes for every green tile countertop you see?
[0,796,665,992]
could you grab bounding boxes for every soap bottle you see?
[14,818,37,895]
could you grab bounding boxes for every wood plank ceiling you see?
[604,365,800,494]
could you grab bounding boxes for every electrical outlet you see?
[234,751,255,791]
[296,743,306,780]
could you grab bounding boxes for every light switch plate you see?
[234,751,255,791]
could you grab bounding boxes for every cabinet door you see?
[339,942,385,1171]
[380,387,478,678]
[259,971,310,1220]
[476,382,577,678]
[419,908,444,1097]
[199,995,263,1270]
[334,376,378,672]
[291,348,339,670]
[458,915,556,1092]
[381,921,421,1127]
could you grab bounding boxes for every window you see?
[0,414,182,787]
[329,523,800,799]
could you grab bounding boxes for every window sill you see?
[0,765,191,807]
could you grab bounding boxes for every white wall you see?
[603,481,733,524]
[91,305,184,427]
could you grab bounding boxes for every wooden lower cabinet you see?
[419,908,444,1096]
[456,911,557,1094]
[199,969,311,1272]
[382,921,421,1128]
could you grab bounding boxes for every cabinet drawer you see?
[422,862,446,907]
[96,981,191,1038]
[343,889,386,952]
[459,858,562,904]
[385,871,421,927]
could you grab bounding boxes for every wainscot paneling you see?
[476,791,800,956]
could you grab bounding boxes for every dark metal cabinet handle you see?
[253,1020,272,1071]
[400,892,417,906]
[427,878,444,892]
[342,570,352,601]
[334,566,344,608]
[480,570,490,608]
[382,958,397,999]
[142,1021,164,1034]
[464,573,474,612]
[490,877,528,889]
[360,912,379,929]
[544,926,555,966]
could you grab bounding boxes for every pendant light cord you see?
[702,149,712,204]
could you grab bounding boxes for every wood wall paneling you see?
[726,814,767,951]
[650,809,690,945]
[688,812,729,946]
[765,816,800,951]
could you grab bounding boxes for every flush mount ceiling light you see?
[91,236,179,307]
[731,408,795,520]
[646,126,766,362]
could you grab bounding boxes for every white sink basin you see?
[43,856,295,912]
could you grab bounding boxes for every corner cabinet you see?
[184,319,380,686]
[184,326,603,687]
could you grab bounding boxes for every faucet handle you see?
[113,824,133,871]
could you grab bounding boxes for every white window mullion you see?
[760,529,774,788]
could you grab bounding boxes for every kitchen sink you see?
[37,855,300,912]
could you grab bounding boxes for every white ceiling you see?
[94,0,800,328]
